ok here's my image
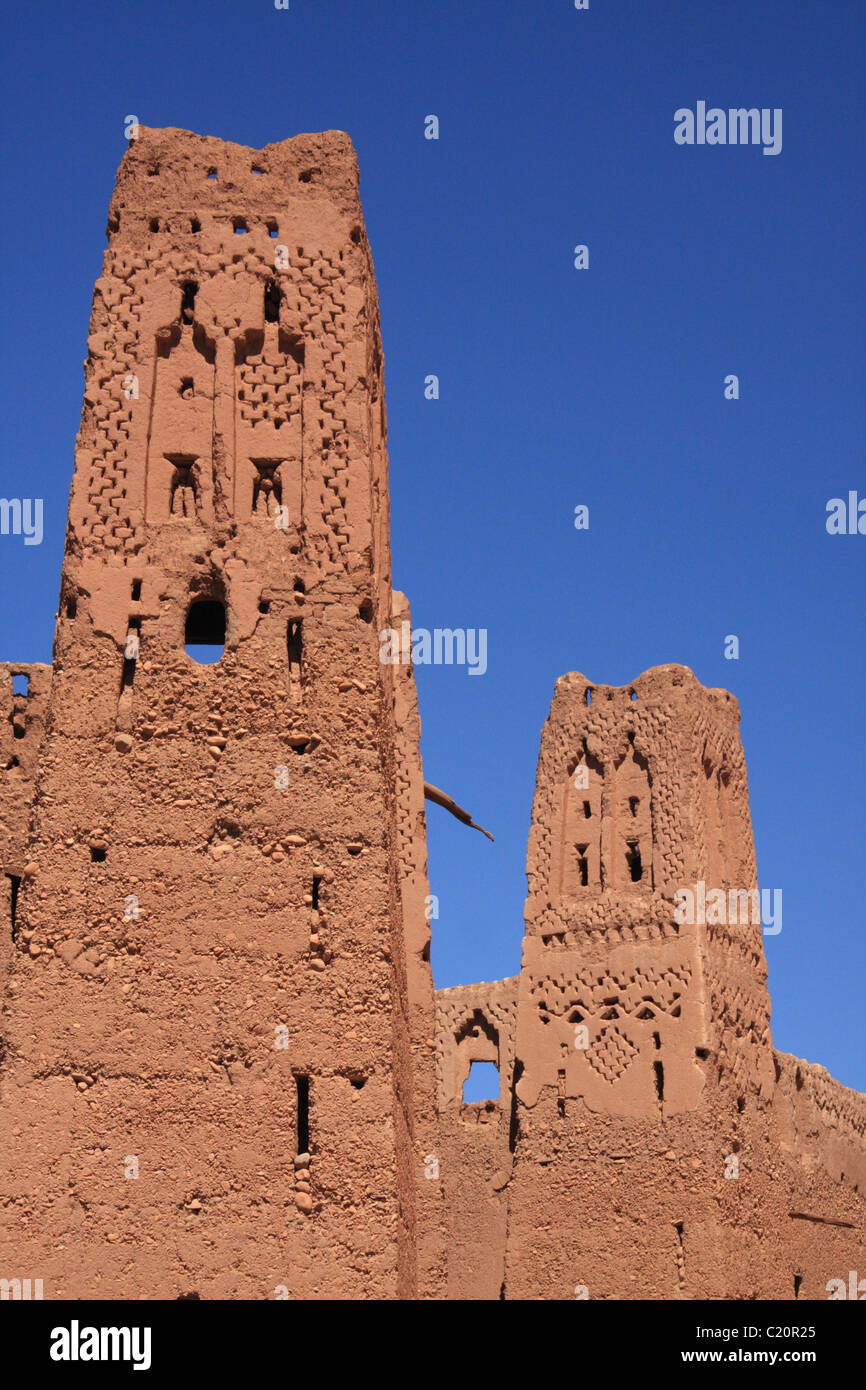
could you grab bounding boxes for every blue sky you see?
[0,1,863,1092]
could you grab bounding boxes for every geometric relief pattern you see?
[586,1025,639,1083]
[704,964,771,1097]
[238,347,302,429]
[80,239,353,568]
[530,964,691,1024]
[529,964,692,1086]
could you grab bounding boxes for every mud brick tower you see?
[1,127,864,1302]
[436,668,866,1299]
[0,127,443,1299]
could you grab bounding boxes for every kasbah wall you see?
[0,127,863,1301]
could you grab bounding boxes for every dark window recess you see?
[131,579,142,601]
[653,1032,664,1103]
[252,461,281,515]
[576,846,589,887]
[794,1274,802,1299]
[185,600,226,664]
[7,873,21,940]
[169,455,198,517]
[264,280,282,323]
[629,796,639,817]
[121,618,141,693]
[311,876,322,910]
[295,1075,310,1153]
[91,846,107,864]
[653,1060,664,1103]
[181,281,198,324]
[583,801,591,819]
[627,842,643,882]
[66,597,77,619]
[190,218,201,233]
[287,619,303,683]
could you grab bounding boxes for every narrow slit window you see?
[311,876,322,910]
[121,620,141,692]
[653,1061,664,1103]
[264,279,282,323]
[296,1075,310,1154]
[181,281,197,324]
[287,619,303,691]
[576,845,589,887]
[7,873,21,939]
[627,841,642,882]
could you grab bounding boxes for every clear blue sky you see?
[1,1,863,1092]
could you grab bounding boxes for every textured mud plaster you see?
[436,668,866,1299]
[0,127,443,1300]
[0,129,862,1301]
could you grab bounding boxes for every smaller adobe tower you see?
[437,664,865,1299]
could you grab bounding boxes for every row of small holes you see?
[148,216,278,237]
[205,167,317,182]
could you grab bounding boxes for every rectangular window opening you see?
[462,1060,500,1103]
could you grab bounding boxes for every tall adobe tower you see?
[436,666,866,1299]
[0,127,444,1298]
